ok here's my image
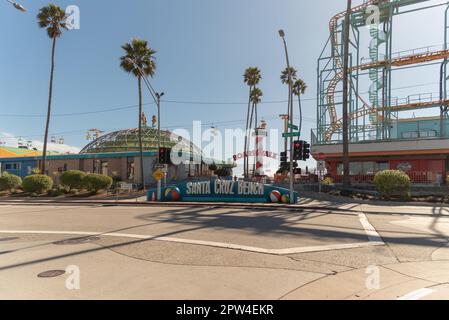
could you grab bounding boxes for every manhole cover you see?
[53,236,100,246]
[38,270,66,278]
[0,237,19,242]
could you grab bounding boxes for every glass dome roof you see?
[80,128,203,156]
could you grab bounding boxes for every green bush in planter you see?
[373,170,411,200]
[60,170,87,191]
[0,173,22,192]
[22,175,54,194]
[83,174,113,193]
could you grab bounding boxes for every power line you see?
[0,82,439,118]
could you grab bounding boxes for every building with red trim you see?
[312,117,449,184]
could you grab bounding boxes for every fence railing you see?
[333,171,443,184]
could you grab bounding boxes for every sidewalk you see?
[1,192,448,216]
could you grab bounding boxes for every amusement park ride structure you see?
[316,0,449,144]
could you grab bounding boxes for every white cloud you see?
[0,132,81,154]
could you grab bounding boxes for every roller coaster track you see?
[324,0,449,141]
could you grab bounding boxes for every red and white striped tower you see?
[254,120,268,176]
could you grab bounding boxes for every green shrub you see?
[322,177,334,186]
[84,174,113,193]
[22,175,54,194]
[48,185,66,197]
[0,173,22,192]
[60,170,87,191]
[208,163,218,172]
[374,170,411,200]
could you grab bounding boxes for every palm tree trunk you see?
[138,75,145,189]
[248,102,255,178]
[253,104,258,176]
[298,95,303,134]
[244,87,252,178]
[41,37,57,174]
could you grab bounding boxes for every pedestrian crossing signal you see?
[302,142,311,161]
[159,147,172,164]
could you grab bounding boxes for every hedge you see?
[22,175,54,194]
[83,174,113,193]
[373,170,411,200]
[0,173,22,192]
[60,170,87,191]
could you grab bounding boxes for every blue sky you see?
[0,0,446,173]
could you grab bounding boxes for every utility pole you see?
[279,30,295,204]
[342,0,352,192]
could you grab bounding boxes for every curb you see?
[0,199,357,212]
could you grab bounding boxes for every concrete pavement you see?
[0,203,448,299]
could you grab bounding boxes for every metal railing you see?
[333,171,442,184]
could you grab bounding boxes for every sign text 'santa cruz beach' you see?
[147,179,298,204]
[186,180,264,196]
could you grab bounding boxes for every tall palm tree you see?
[243,67,261,178]
[249,87,263,177]
[120,38,156,189]
[280,67,297,87]
[292,79,307,135]
[37,4,68,174]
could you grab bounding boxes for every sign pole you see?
[319,170,322,194]
[157,180,162,201]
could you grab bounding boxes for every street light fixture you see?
[126,57,164,199]
[278,29,295,204]
[6,0,26,12]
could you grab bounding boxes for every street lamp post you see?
[5,0,26,12]
[342,0,352,192]
[125,57,164,199]
[279,29,295,204]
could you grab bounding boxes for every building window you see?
[101,161,108,176]
[4,163,21,171]
[376,162,389,172]
[402,131,419,139]
[350,162,363,175]
[127,157,135,180]
[420,130,437,138]
[338,161,389,175]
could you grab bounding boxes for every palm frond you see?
[120,38,157,78]
[37,4,68,39]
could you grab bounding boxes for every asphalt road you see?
[0,203,448,300]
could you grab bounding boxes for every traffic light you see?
[280,151,288,163]
[159,147,172,164]
[279,152,288,171]
[302,142,311,161]
[293,140,303,161]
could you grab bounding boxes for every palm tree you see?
[292,79,307,135]
[37,4,68,174]
[120,38,156,189]
[280,67,297,87]
[243,67,262,178]
[249,87,263,177]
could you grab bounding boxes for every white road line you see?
[397,288,436,300]
[358,213,384,243]
[0,230,384,255]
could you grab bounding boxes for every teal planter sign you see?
[147,179,298,204]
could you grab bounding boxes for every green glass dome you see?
[80,127,203,156]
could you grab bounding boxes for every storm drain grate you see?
[38,270,66,278]
[53,236,101,246]
[0,237,20,242]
